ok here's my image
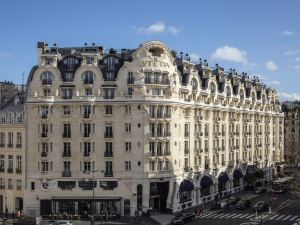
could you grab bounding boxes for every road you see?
[186,191,300,225]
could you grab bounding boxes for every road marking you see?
[262,215,269,219]
[269,214,279,220]
[275,215,285,220]
[232,214,244,218]
[218,213,230,218]
[212,214,225,218]
[289,215,298,221]
[204,213,218,218]
[238,214,249,218]
[201,213,213,218]
[282,215,293,220]
[245,214,254,219]
[224,213,236,218]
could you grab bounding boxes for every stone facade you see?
[0,93,25,214]
[282,101,300,163]
[24,41,284,217]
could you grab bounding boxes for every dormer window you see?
[82,71,95,84]
[63,57,78,71]
[41,71,53,85]
[149,47,164,57]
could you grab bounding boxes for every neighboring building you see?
[0,92,25,214]
[282,101,300,163]
[0,81,20,109]
[24,41,284,217]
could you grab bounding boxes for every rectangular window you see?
[41,162,49,172]
[43,88,50,97]
[157,161,162,171]
[8,179,13,190]
[8,132,13,147]
[149,142,155,156]
[83,123,91,137]
[16,132,22,148]
[63,142,71,157]
[84,142,91,157]
[125,105,131,114]
[83,105,91,118]
[105,105,113,115]
[86,56,94,65]
[8,155,13,173]
[16,155,22,173]
[63,106,71,115]
[63,124,71,138]
[41,106,49,118]
[149,161,155,171]
[125,123,131,133]
[16,180,22,190]
[85,88,93,96]
[128,88,133,96]
[105,161,113,177]
[105,142,113,157]
[0,155,5,172]
[125,142,131,152]
[104,88,115,99]
[31,182,35,190]
[165,160,170,170]
[104,124,113,138]
[84,161,91,172]
[0,132,5,147]
[61,88,73,99]
[127,72,134,84]
[125,161,131,171]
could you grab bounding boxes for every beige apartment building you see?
[282,101,300,163]
[0,92,25,214]
[24,41,284,217]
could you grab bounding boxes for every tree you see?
[171,50,177,58]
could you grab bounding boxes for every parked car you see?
[253,186,267,194]
[253,201,268,212]
[236,199,251,209]
[171,213,195,224]
[228,196,241,205]
[54,221,73,225]
[293,221,300,225]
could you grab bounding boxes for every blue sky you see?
[0,0,299,101]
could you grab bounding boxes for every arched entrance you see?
[179,179,194,204]
[200,175,213,196]
[233,168,243,187]
[218,172,229,193]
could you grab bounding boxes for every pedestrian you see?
[134,209,139,223]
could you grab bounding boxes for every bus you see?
[272,176,294,193]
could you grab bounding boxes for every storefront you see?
[200,175,213,196]
[40,197,121,217]
[218,172,229,192]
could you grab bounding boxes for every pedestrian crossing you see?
[200,212,300,221]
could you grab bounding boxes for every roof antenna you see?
[22,72,25,92]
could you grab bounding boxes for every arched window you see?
[82,71,95,84]
[40,71,54,85]
[210,82,216,94]
[191,79,198,91]
[226,86,231,97]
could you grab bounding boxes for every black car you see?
[171,213,195,224]
[253,201,268,212]
[228,196,241,205]
[236,199,251,209]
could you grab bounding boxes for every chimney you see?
[37,42,47,64]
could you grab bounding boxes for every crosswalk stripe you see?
[218,214,230,218]
[204,213,217,218]
[224,214,236,218]
[245,214,254,219]
[232,214,243,218]
[212,214,224,218]
[275,215,285,220]
[238,214,249,218]
[201,213,213,218]
[269,214,279,220]
[289,216,298,221]
[262,215,269,219]
[282,215,293,220]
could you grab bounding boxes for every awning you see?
[233,169,244,179]
[200,175,213,188]
[218,172,229,183]
[179,179,194,192]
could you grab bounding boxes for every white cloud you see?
[279,92,300,101]
[281,30,295,36]
[265,61,278,71]
[135,22,182,35]
[189,53,201,62]
[284,50,300,56]
[0,53,12,60]
[168,26,182,35]
[211,46,247,64]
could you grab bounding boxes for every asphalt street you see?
[185,191,300,225]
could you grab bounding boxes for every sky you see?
[0,0,299,101]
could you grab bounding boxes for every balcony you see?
[62,95,73,99]
[104,132,113,138]
[83,132,91,138]
[104,171,113,177]
[15,168,22,174]
[62,132,71,138]
[7,144,13,148]
[104,152,113,157]
[62,170,72,177]
[83,113,91,118]
[41,151,48,157]
[42,79,52,85]
[7,167,13,173]
[41,132,48,138]
[16,144,22,148]
[16,186,22,191]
